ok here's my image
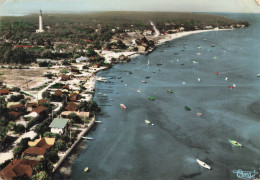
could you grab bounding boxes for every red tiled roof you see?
[8,111,21,118]
[54,90,62,96]
[65,102,78,111]
[62,85,70,90]
[14,45,33,48]
[31,106,46,115]
[70,93,78,101]
[0,159,39,179]
[23,147,47,156]
[35,138,52,150]
[61,75,70,80]
[10,104,24,109]
[0,88,10,95]
[38,99,48,105]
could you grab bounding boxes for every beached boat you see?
[84,167,89,172]
[120,104,127,109]
[185,106,191,111]
[141,81,147,83]
[167,90,174,93]
[145,120,150,124]
[196,159,211,170]
[228,139,242,147]
[148,97,155,100]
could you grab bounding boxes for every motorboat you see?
[148,97,155,101]
[196,159,211,170]
[145,120,150,124]
[120,104,127,109]
[84,167,89,172]
[185,106,191,111]
[228,139,242,147]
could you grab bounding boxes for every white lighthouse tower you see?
[36,10,44,33]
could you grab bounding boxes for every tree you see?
[14,124,25,134]
[55,139,66,151]
[45,149,59,163]
[86,46,97,57]
[68,113,82,124]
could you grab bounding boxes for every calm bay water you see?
[59,13,260,180]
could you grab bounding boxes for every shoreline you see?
[53,28,234,177]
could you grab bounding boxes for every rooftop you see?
[49,118,69,129]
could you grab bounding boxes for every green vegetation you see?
[0,12,248,65]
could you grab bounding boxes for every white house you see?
[76,56,88,63]
[49,118,69,134]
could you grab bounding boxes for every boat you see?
[148,97,155,101]
[193,60,199,64]
[145,120,150,124]
[140,81,147,83]
[233,83,236,88]
[216,72,219,75]
[84,167,89,172]
[197,113,203,116]
[147,59,150,66]
[198,78,201,82]
[137,89,141,93]
[225,77,228,81]
[82,137,93,140]
[228,139,242,147]
[196,159,211,170]
[182,82,186,85]
[185,106,191,111]
[120,104,127,109]
[167,90,174,93]
[229,86,234,89]
[145,76,150,79]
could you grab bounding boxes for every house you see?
[61,75,71,81]
[0,159,39,180]
[65,102,78,111]
[31,106,47,116]
[62,85,70,90]
[49,118,69,134]
[7,102,21,108]
[36,58,57,64]
[76,56,88,63]
[38,99,48,106]
[10,104,25,111]
[22,147,47,161]
[8,111,21,120]
[22,138,55,161]
[61,111,90,119]
[0,88,10,95]
[143,30,153,36]
[70,93,79,101]
[28,137,55,147]
[54,90,63,97]
[26,101,38,112]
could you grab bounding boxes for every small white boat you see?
[196,159,211,169]
[233,83,236,87]
[225,77,228,81]
[182,82,186,85]
[82,137,93,140]
[197,78,201,82]
[145,120,150,124]
[137,89,141,93]
[84,167,89,172]
[95,121,102,123]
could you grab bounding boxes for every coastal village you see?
[0,11,250,180]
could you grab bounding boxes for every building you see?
[0,88,10,95]
[65,102,78,111]
[36,58,57,64]
[36,10,44,33]
[31,106,47,116]
[0,159,39,180]
[70,93,79,101]
[76,56,88,63]
[49,118,69,134]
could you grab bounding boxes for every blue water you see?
[56,13,260,180]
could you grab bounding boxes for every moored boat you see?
[228,139,242,147]
[141,81,147,83]
[120,104,127,109]
[145,120,150,124]
[197,113,202,116]
[196,159,211,169]
[84,167,89,172]
[185,106,191,111]
[148,97,155,100]
[167,89,174,93]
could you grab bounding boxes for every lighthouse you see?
[36,10,44,33]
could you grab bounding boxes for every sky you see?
[0,0,260,16]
